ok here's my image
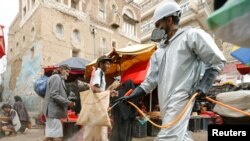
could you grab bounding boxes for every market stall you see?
[44,57,90,82]
[84,43,156,78]
[211,63,250,125]
[84,43,161,137]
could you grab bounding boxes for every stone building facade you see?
[3,0,141,112]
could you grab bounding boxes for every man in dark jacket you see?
[43,64,74,141]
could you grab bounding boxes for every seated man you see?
[0,103,20,136]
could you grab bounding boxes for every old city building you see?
[2,0,141,112]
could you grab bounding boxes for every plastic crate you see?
[0,131,5,138]
[147,119,161,136]
[188,116,201,132]
[200,117,212,131]
[133,119,147,138]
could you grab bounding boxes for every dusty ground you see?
[0,126,207,141]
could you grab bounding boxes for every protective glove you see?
[114,86,146,103]
[194,68,219,100]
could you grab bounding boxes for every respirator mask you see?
[151,28,168,42]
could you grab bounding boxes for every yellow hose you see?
[205,96,250,117]
[128,93,198,128]
[127,93,250,128]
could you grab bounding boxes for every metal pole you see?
[93,33,96,59]
[149,92,152,112]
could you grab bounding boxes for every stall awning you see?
[85,43,156,78]
[231,46,250,66]
[0,25,5,59]
[44,57,90,77]
[121,60,149,84]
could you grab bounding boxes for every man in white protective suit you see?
[116,1,226,141]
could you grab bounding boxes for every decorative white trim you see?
[43,0,88,21]
[79,0,82,11]
[122,5,138,21]
[20,0,40,27]
[94,24,114,34]
[98,0,107,22]
[20,0,88,26]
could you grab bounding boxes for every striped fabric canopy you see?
[231,46,250,66]
[207,0,250,47]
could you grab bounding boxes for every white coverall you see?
[140,26,226,141]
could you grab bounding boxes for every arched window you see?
[125,9,134,19]
[31,27,35,34]
[112,40,117,48]
[98,0,105,20]
[123,9,137,37]
[71,0,79,9]
[23,6,27,17]
[112,4,117,13]
[31,27,35,39]
[56,23,64,36]
[72,29,81,43]
[100,37,107,56]
[23,36,26,42]
[72,50,79,57]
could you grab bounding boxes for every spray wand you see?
[108,89,133,111]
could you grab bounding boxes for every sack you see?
[34,76,49,98]
[76,90,111,127]
[214,90,250,117]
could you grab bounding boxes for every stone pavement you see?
[0,127,207,141]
